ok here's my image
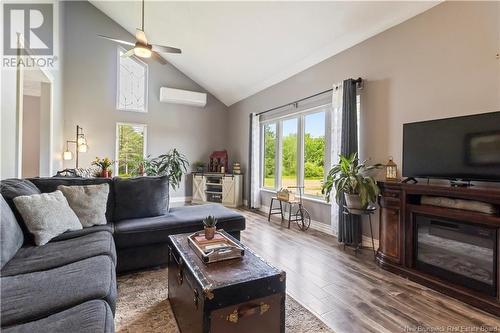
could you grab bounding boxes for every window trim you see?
[116,47,149,113]
[115,122,148,176]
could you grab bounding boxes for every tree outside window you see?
[263,123,276,188]
[304,111,326,196]
[116,123,146,177]
[281,118,298,189]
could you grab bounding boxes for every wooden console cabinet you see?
[377,181,500,316]
[192,173,243,208]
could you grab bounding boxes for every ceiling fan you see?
[97,0,181,65]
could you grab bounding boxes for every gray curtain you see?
[337,79,361,246]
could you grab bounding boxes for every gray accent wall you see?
[61,1,228,198]
[227,1,500,238]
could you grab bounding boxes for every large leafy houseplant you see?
[322,153,382,209]
[142,149,189,190]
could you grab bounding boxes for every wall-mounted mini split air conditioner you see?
[160,87,207,108]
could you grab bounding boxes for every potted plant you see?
[92,157,114,178]
[142,149,189,190]
[193,161,206,173]
[322,153,382,209]
[202,215,218,240]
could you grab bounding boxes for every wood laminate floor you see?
[238,209,500,333]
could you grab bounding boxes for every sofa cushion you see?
[58,184,109,227]
[1,231,116,277]
[0,179,41,243]
[114,204,245,248]
[13,191,82,246]
[1,300,114,333]
[113,176,169,221]
[28,177,114,222]
[51,224,114,242]
[1,255,116,327]
[0,196,24,269]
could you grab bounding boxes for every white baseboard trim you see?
[170,196,192,203]
[259,205,379,249]
[259,205,334,235]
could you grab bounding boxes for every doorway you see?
[19,67,52,177]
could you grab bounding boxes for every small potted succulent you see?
[202,215,218,240]
[92,157,114,178]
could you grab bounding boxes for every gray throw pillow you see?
[13,191,82,246]
[0,178,41,244]
[113,176,169,221]
[58,184,109,227]
[1,195,24,269]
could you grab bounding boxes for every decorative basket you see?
[277,188,295,202]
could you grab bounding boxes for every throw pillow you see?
[0,178,42,243]
[114,176,169,221]
[13,190,82,246]
[28,177,115,222]
[1,195,24,269]
[58,184,109,227]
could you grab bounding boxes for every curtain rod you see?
[256,77,362,116]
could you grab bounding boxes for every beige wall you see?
[22,95,41,178]
[62,1,229,198]
[227,1,500,237]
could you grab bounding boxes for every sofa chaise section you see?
[1,231,116,277]
[1,255,116,327]
[1,300,114,333]
[114,204,245,248]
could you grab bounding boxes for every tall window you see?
[282,118,298,189]
[263,123,276,189]
[117,48,148,112]
[261,104,330,199]
[116,123,147,177]
[304,111,326,196]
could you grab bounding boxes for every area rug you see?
[116,268,333,333]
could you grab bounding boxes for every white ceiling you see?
[90,1,439,106]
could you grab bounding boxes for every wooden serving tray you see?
[188,230,244,264]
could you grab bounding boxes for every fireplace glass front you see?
[415,214,497,297]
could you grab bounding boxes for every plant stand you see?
[342,205,377,258]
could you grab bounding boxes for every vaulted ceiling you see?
[90,1,439,106]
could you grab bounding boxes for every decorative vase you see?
[344,193,364,210]
[204,226,216,240]
[101,169,109,178]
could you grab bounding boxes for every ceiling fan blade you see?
[121,48,135,58]
[136,29,148,45]
[97,34,135,47]
[151,51,167,65]
[152,44,182,54]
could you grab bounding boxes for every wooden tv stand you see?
[377,181,500,316]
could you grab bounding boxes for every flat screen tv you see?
[403,111,500,182]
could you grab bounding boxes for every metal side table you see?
[342,205,377,258]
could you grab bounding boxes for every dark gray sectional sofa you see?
[0,176,246,332]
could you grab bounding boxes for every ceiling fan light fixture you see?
[134,45,152,58]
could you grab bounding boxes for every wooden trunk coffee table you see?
[168,230,286,333]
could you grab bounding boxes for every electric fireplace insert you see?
[415,214,498,297]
